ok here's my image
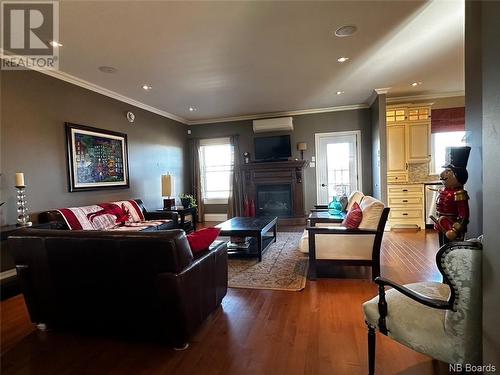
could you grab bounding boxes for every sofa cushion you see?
[346,191,365,212]
[358,196,384,230]
[187,227,221,253]
[299,229,375,259]
[108,220,173,232]
[342,202,363,229]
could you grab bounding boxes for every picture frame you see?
[66,123,130,192]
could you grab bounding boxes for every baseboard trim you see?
[204,213,228,222]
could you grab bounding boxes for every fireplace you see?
[240,160,308,225]
[256,184,292,217]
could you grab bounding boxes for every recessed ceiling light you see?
[142,84,152,91]
[411,81,423,87]
[98,66,117,74]
[188,106,197,112]
[336,91,345,95]
[337,56,350,63]
[334,25,357,38]
[49,40,63,47]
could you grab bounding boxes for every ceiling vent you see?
[252,117,294,133]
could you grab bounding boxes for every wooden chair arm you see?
[373,276,452,335]
[375,277,452,310]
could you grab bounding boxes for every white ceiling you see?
[54,0,464,123]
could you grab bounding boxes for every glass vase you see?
[328,195,343,216]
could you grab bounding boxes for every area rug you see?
[227,232,308,291]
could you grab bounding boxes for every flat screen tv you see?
[254,135,291,161]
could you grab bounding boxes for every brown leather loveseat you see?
[8,228,227,349]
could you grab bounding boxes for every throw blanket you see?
[58,200,145,230]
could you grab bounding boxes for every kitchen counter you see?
[388,180,442,185]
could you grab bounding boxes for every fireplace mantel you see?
[240,160,308,225]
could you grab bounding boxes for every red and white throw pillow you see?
[187,227,221,254]
[342,202,363,229]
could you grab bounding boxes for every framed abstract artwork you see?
[66,123,130,192]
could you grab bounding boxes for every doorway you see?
[315,131,362,205]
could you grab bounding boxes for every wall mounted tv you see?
[254,135,292,161]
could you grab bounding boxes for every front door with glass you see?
[315,131,361,205]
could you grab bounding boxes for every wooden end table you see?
[308,211,345,226]
[156,206,197,233]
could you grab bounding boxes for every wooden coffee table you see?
[216,216,278,262]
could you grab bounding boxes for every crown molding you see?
[368,88,391,107]
[374,87,391,95]
[387,90,465,103]
[186,104,369,125]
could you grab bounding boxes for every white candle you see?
[15,172,25,187]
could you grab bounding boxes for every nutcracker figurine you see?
[433,146,471,246]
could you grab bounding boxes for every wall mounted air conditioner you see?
[252,117,294,133]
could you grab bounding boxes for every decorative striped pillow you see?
[342,202,363,229]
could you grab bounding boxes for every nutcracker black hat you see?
[442,146,471,185]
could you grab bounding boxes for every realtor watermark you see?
[450,363,497,373]
[1,1,59,70]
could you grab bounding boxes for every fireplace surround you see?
[240,160,308,225]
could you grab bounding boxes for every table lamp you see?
[297,142,307,160]
[162,174,176,209]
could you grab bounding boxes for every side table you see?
[308,211,346,226]
[156,206,197,233]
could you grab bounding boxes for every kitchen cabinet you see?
[408,106,430,121]
[386,107,407,123]
[387,184,425,229]
[387,123,407,174]
[386,103,432,179]
[406,121,431,163]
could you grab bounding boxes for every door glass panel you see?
[316,132,360,204]
[326,141,355,199]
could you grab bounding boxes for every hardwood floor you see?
[0,229,449,375]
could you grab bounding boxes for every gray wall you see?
[465,0,500,365]
[0,70,188,224]
[188,109,372,212]
[370,94,387,203]
[479,0,500,365]
[465,1,483,239]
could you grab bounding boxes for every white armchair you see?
[301,196,390,280]
[362,239,482,374]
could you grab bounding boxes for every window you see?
[200,138,233,204]
[431,131,466,174]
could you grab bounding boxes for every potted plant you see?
[179,194,197,209]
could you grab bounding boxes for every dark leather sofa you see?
[8,228,227,348]
[38,199,179,231]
